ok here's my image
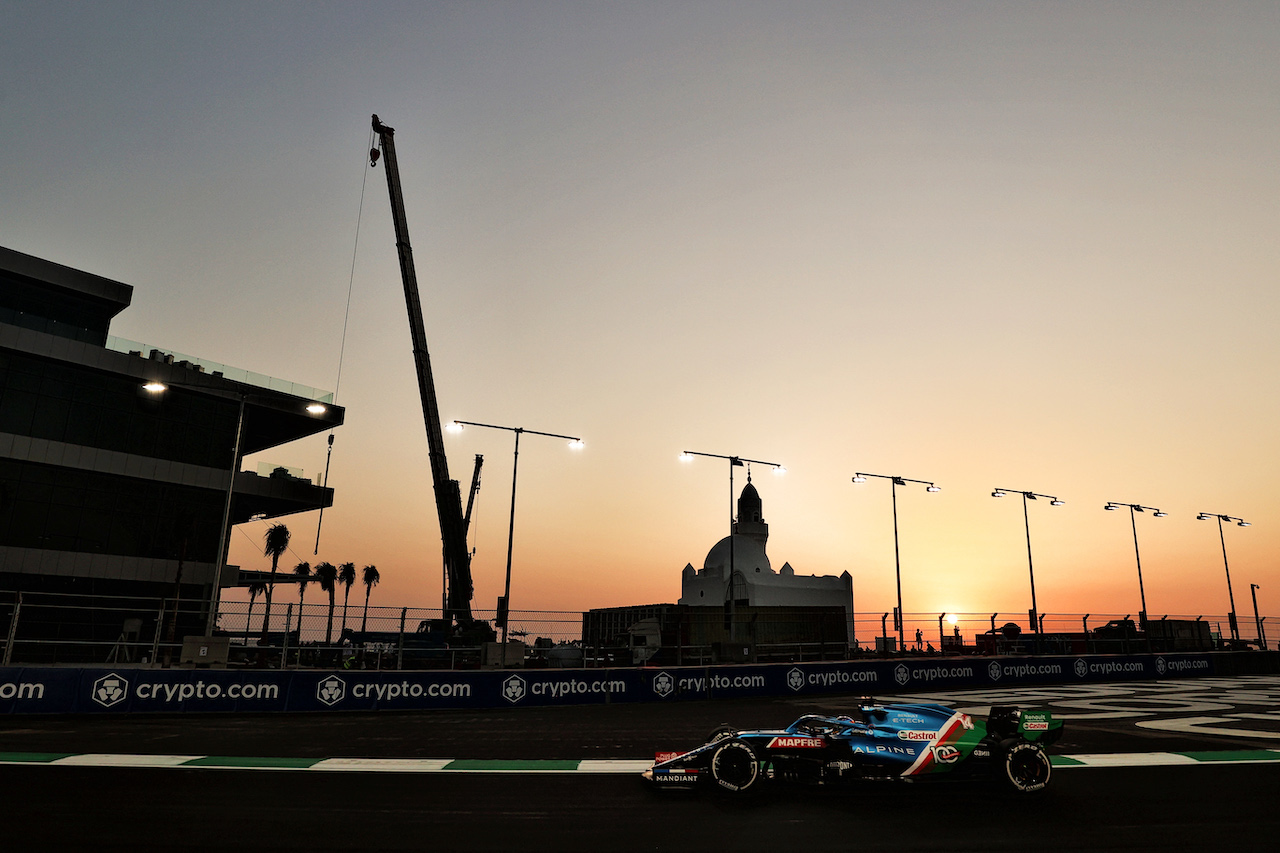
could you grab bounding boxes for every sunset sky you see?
[3,2,1277,632]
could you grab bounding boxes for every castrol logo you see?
[897,730,937,741]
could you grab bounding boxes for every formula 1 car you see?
[643,698,1062,795]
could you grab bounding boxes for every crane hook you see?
[370,147,381,168]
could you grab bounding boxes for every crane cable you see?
[315,127,376,554]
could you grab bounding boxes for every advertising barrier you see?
[0,652,1224,714]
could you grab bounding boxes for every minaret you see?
[732,471,769,549]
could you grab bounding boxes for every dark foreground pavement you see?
[3,762,1278,852]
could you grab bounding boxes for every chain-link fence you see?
[1,590,1273,670]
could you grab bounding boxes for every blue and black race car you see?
[643,698,1063,795]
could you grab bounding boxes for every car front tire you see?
[710,740,760,794]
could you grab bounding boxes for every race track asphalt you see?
[2,676,1278,851]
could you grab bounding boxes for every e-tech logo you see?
[787,668,805,692]
[92,673,128,708]
[503,675,527,704]
[317,675,346,707]
[652,672,674,698]
[894,664,910,686]
[988,661,1003,682]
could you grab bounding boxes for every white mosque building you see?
[678,475,853,626]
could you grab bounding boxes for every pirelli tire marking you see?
[710,740,760,793]
[1003,740,1051,793]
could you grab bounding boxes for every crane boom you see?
[371,114,480,631]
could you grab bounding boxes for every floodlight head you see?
[445,421,464,433]
[1238,521,1251,527]
[305,403,327,415]
[1196,513,1210,521]
[142,382,167,393]
[992,490,1005,498]
[926,484,940,493]
[853,475,868,484]
[772,465,786,475]
[567,439,585,450]
[1104,503,1117,511]
[1050,499,1064,506]
[678,452,694,462]
[1153,511,1168,518]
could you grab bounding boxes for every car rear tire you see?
[1001,740,1051,793]
[710,740,760,794]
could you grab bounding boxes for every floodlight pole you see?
[1198,512,1248,642]
[853,473,939,653]
[993,489,1062,643]
[449,420,582,645]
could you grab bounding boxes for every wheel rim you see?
[1008,748,1049,789]
[712,742,758,791]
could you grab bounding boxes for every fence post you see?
[397,607,407,670]
[281,604,293,670]
[149,600,166,665]
[2,592,20,666]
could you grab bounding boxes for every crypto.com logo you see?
[502,675,527,704]
[317,675,346,706]
[92,673,129,708]
[652,672,674,698]
[894,665,910,686]
[787,668,805,692]
[988,661,1003,682]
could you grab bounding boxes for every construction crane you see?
[370,114,491,640]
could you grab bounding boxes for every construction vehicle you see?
[370,114,493,643]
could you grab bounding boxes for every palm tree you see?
[260,524,291,636]
[360,564,380,633]
[338,562,356,636]
[244,581,267,643]
[293,561,312,640]
[313,561,338,645]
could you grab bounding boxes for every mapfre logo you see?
[766,736,824,749]
[92,673,129,708]
[317,675,346,706]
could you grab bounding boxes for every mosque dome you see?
[703,534,772,577]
